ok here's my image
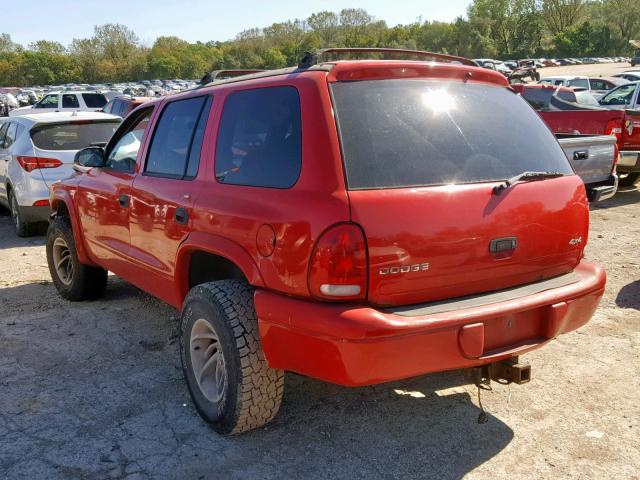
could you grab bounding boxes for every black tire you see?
[9,190,33,237]
[46,216,108,301]
[619,172,640,187]
[180,280,284,435]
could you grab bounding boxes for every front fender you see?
[175,232,265,308]
[50,190,97,266]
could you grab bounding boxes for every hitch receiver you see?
[490,357,531,385]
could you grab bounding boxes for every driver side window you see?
[104,108,153,172]
[600,85,636,106]
[35,94,58,109]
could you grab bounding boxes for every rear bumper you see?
[256,260,605,386]
[586,174,618,202]
[618,151,640,173]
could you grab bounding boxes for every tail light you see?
[605,119,623,143]
[308,223,367,301]
[16,156,62,172]
[33,199,49,207]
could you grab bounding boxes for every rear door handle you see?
[118,194,130,208]
[175,208,188,225]
[573,150,589,160]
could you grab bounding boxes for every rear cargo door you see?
[331,79,586,307]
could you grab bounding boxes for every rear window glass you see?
[31,121,119,150]
[331,80,573,190]
[521,88,576,110]
[82,93,107,108]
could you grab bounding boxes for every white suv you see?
[0,112,121,236]
[9,91,108,117]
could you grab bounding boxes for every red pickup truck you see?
[46,49,606,435]
[513,84,640,186]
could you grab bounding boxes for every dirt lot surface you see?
[538,61,637,79]
[1,183,639,480]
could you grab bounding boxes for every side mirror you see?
[74,146,105,168]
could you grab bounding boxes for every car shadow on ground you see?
[0,278,514,480]
[615,280,640,310]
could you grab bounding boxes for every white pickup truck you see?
[556,134,618,202]
[9,91,108,117]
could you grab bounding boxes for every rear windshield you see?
[330,80,573,190]
[31,121,119,150]
[522,87,576,110]
[82,93,107,108]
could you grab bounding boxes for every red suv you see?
[47,49,606,435]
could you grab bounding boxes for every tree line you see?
[0,1,639,87]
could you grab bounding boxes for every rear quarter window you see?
[331,80,573,190]
[215,86,301,188]
[31,121,120,150]
[82,93,107,108]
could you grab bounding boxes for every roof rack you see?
[200,69,268,86]
[298,48,477,69]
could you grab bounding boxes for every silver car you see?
[0,112,121,236]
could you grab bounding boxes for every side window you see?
[600,85,637,106]
[144,96,211,178]
[589,79,607,90]
[215,86,302,188]
[35,94,58,109]
[0,123,9,147]
[4,123,17,148]
[117,100,129,117]
[62,94,80,108]
[105,109,153,173]
[103,100,114,114]
[82,93,107,108]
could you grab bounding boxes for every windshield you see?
[31,121,120,150]
[330,80,573,190]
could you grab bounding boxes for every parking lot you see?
[0,182,638,480]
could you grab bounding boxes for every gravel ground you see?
[0,184,639,480]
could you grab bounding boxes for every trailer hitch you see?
[464,358,531,424]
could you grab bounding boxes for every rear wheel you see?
[180,280,284,435]
[46,216,107,301]
[9,190,32,237]
[619,172,640,187]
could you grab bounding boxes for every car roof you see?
[43,91,106,95]
[540,75,588,80]
[190,59,507,95]
[9,111,121,125]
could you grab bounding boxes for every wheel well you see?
[188,251,247,290]
[52,200,70,219]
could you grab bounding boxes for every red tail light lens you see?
[605,119,623,143]
[308,223,367,301]
[33,199,49,207]
[16,156,62,172]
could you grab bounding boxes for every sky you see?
[7,0,471,47]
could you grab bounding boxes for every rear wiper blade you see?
[493,171,564,195]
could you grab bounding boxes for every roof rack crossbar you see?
[199,69,268,87]
[298,48,477,68]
